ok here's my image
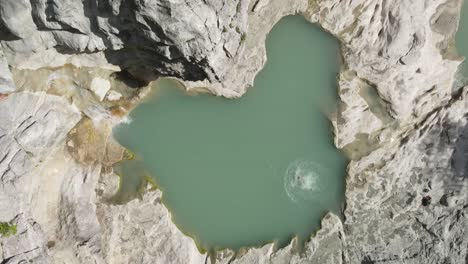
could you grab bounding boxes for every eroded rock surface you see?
[0,92,81,263]
[344,88,468,263]
[1,0,251,88]
[98,189,207,264]
[0,49,14,93]
[0,0,467,263]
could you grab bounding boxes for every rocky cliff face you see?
[0,0,467,263]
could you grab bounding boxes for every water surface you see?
[114,16,346,250]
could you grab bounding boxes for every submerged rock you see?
[0,0,467,263]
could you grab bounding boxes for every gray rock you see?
[0,92,81,263]
[1,215,47,264]
[1,0,250,84]
[0,0,467,263]
[343,87,468,263]
[306,0,463,148]
[98,189,207,264]
[0,0,36,40]
[0,48,15,93]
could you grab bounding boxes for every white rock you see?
[106,90,122,101]
[98,190,207,264]
[90,77,111,101]
[0,0,467,263]
[0,49,15,93]
[0,92,81,263]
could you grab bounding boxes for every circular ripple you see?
[284,159,324,202]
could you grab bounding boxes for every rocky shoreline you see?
[1,0,467,263]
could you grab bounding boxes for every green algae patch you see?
[0,222,17,237]
[143,175,158,189]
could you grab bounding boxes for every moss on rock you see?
[0,222,17,237]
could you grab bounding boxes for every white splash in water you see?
[119,116,132,124]
[284,159,323,202]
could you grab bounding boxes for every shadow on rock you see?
[449,121,468,189]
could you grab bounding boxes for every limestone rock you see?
[0,0,250,86]
[90,77,111,101]
[343,87,468,263]
[0,92,81,263]
[333,70,386,148]
[208,213,345,264]
[0,0,467,263]
[0,0,37,40]
[307,0,462,124]
[98,189,207,264]
[106,91,122,101]
[0,48,15,93]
